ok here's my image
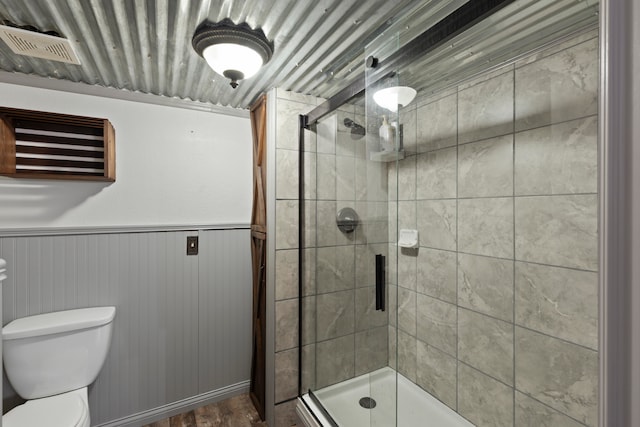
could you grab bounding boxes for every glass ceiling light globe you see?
[192,19,274,89]
[373,86,417,112]
[202,43,264,80]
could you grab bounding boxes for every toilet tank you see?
[3,306,116,400]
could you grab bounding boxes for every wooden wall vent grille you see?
[0,107,115,181]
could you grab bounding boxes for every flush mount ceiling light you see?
[192,19,274,89]
[373,86,417,112]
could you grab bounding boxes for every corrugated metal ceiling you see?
[0,0,598,111]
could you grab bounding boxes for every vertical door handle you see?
[375,254,385,311]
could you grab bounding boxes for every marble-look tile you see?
[398,155,417,201]
[416,147,457,200]
[417,93,458,152]
[458,197,513,258]
[277,98,312,150]
[458,254,514,322]
[515,116,598,196]
[416,340,457,411]
[275,400,299,427]
[458,71,514,144]
[388,161,398,201]
[355,157,368,201]
[301,344,316,392]
[416,200,457,251]
[515,29,598,67]
[458,134,514,198]
[398,200,417,231]
[388,285,398,327]
[388,325,397,370]
[458,308,514,385]
[416,248,456,303]
[316,245,355,293]
[399,105,417,154]
[398,287,417,336]
[302,248,316,296]
[316,290,355,341]
[515,261,598,349]
[398,247,417,291]
[301,296,316,346]
[336,155,356,201]
[316,115,336,154]
[355,286,388,332]
[275,299,299,352]
[515,195,598,270]
[515,38,598,131]
[316,153,336,200]
[275,249,298,301]
[275,348,298,403]
[336,129,356,157]
[458,364,514,427]
[276,200,299,250]
[316,201,338,247]
[416,294,457,356]
[304,152,317,200]
[304,200,317,248]
[459,64,514,91]
[276,149,299,200]
[515,391,585,427]
[355,327,389,376]
[397,329,417,382]
[316,334,355,388]
[515,327,598,426]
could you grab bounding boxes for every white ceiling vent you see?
[0,25,80,65]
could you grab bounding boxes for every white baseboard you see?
[94,381,250,427]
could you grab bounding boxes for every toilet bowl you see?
[2,306,116,427]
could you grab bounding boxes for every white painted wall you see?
[0,82,252,230]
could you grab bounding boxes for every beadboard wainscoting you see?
[0,226,252,426]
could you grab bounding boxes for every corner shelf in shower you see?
[369,150,405,162]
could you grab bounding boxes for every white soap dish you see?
[398,229,419,248]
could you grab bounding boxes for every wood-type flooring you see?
[143,393,269,427]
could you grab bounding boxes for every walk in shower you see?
[296,0,600,425]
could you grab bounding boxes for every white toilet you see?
[2,306,116,427]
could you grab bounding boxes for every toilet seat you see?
[3,391,89,427]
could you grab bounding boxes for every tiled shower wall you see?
[388,30,599,426]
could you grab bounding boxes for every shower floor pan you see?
[297,367,474,427]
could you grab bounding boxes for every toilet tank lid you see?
[3,306,116,340]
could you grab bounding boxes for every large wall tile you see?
[416,341,457,410]
[301,344,315,392]
[398,287,417,336]
[458,71,514,144]
[316,290,355,341]
[398,155,417,200]
[417,200,457,251]
[275,348,298,403]
[275,299,299,352]
[398,249,417,291]
[416,294,457,356]
[355,286,388,332]
[458,364,514,427]
[302,248,316,296]
[317,154,336,200]
[316,245,355,293]
[458,309,514,385]
[416,147,457,200]
[302,296,316,345]
[515,38,598,131]
[398,200,417,230]
[515,195,598,270]
[275,200,299,249]
[316,201,338,247]
[515,392,585,427]
[276,149,300,200]
[304,152,317,200]
[458,254,514,322]
[515,262,598,349]
[417,93,458,152]
[515,327,598,426]
[277,99,312,150]
[275,249,299,301]
[400,105,418,154]
[355,327,388,376]
[458,135,513,198]
[316,335,355,388]
[515,116,598,195]
[458,197,513,258]
[417,248,457,303]
[397,329,417,382]
[316,115,336,154]
[336,155,356,201]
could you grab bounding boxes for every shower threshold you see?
[297,367,474,427]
